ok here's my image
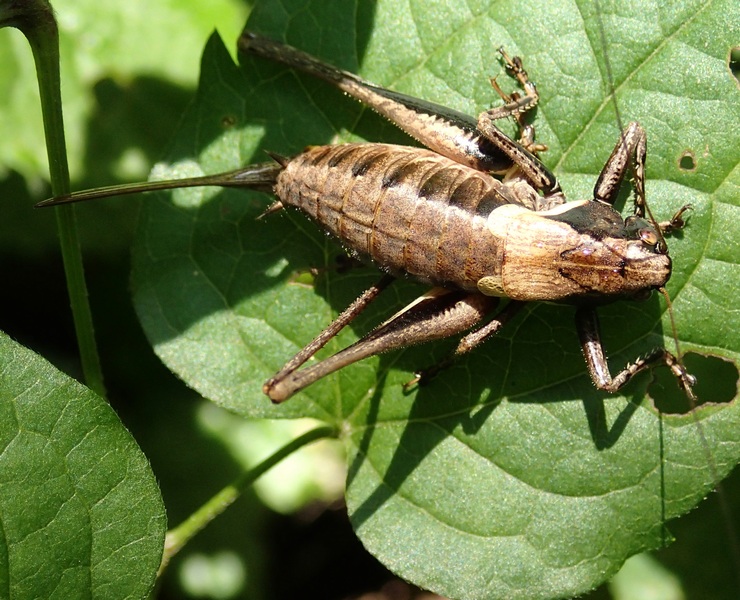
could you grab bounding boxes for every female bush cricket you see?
[40,30,695,404]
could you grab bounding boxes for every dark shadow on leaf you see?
[346,368,387,491]
[81,76,194,190]
[582,393,640,451]
[342,290,690,525]
[348,367,495,529]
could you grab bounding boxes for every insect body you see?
[40,31,694,403]
[277,143,670,302]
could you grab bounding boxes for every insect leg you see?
[593,121,648,212]
[475,114,560,195]
[264,274,394,401]
[593,122,692,245]
[264,289,497,403]
[406,300,525,389]
[476,50,561,196]
[658,204,693,235]
[240,31,516,174]
[575,306,696,393]
[489,78,546,154]
[485,49,539,122]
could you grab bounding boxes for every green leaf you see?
[0,0,247,185]
[128,0,739,598]
[0,332,166,598]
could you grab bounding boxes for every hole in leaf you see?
[730,46,740,87]
[650,353,738,414]
[678,150,696,172]
[290,268,318,287]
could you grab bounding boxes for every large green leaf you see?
[127,0,739,598]
[0,332,166,598]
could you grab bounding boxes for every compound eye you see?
[639,227,659,246]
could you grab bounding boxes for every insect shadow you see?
[344,285,671,529]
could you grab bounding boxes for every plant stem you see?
[2,0,106,397]
[159,424,338,574]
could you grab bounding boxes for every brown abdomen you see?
[275,143,512,291]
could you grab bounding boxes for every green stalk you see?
[2,0,106,397]
[160,425,338,574]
